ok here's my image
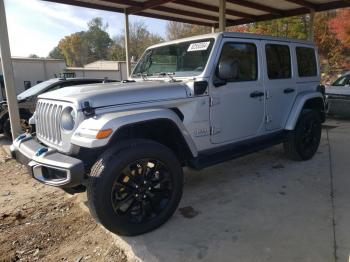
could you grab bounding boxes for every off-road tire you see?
[284,109,322,161]
[87,139,183,236]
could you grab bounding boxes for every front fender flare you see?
[285,92,324,130]
[71,108,198,157]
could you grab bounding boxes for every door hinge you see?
[265,114,272,123]
[266,90,271,99]
[209,97,220,107]
[210,126,221,135]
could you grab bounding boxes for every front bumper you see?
[10,134,85,188]
[326,95,350,116]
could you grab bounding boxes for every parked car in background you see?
[0,77,117,138]
[326,72,350,116]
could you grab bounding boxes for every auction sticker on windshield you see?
[187,41,210,52]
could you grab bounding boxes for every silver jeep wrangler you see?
[11,32,325,236]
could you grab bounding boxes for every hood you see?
[38,81,190,109]
[326,86,350,96]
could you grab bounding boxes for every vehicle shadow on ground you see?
[114,132,335,262]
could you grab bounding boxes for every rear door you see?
[262,42,297,130]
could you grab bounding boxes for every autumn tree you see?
[240,16,309,40]
[166,22,211,40]
[329,8,350,48]
[58,32,88,67]
[48,17,112,66]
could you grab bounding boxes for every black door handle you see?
[284,88,295,94]
[250,91,264,98]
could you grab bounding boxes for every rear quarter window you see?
[296,47,317,77]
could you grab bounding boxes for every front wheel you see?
[87,139,183,236]
[284,109,322,161]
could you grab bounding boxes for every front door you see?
[210,39,265,144]
[262,41,297,130]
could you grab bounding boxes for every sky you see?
[4,0,167,57]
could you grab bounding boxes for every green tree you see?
[111,21,163,62]
[84,17,112,62]
[243,16,309,40]
[48,46,64,60]
[28,54,39,58]
[166,22,211,40]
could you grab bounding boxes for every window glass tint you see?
[133,38,215,77]
[218,42,257,82]
[266,44,291,79]
[296,47,317,77]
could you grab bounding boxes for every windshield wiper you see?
[136,72,149,80]
[155,72,181,82]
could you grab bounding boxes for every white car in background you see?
[326,72,350,116]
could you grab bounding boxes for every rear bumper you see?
[10,134,85,188]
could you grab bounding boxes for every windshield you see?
[132,38,215,78]
[332,75,350,86]
[17,79,57,100]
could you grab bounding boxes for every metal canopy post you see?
[124,10,131,78]
[0,0,21,138]
[218,0,226,32]
[309,9,315,41]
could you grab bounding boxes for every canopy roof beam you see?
[284,0,316,10]
[174,0,255,19]
[126,0,174,14]
[226,0,284,16]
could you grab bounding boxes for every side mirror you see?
[217,58,239,81]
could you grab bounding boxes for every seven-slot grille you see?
[36,101,63,144]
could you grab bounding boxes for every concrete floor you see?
[4,119,350,262]
[112,119,350,262]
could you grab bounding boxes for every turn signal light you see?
[96,128,113,139]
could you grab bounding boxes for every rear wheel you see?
[87,139,183,236]
[284,109,322,161]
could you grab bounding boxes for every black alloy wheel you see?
[87,139,183,236]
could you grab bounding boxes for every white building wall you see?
[0,58,65,100]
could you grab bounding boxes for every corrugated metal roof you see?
[43,0,350,27]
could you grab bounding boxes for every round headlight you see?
[61,106,76,131]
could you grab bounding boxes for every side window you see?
[217,42,257,82]
[296,47,317,77]
[266,44,291,79]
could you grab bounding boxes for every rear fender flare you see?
[284,92,324,130]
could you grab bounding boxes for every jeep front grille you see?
[36,101,63,145]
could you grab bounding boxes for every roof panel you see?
[45,0,350,27]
